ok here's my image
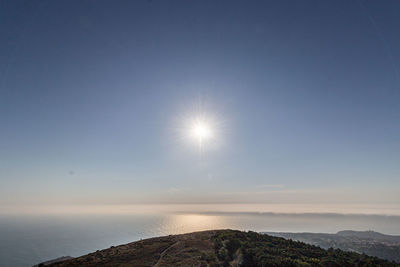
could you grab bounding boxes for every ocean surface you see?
[1,208,400,267]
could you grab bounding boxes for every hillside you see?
[266,230,400,263]
[41,230,399,267]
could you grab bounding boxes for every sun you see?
[192,120,212,140]
[190,118,213,147]
[177,107,221,153]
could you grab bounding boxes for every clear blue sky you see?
[0,0,399,209]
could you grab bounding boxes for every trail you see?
[153,241,181,267]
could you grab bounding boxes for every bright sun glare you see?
[190,118,213,147]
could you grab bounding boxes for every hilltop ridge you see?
[41,229,398,267]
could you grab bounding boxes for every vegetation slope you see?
[46,229,399,267]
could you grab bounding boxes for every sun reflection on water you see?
[158,214,231,235]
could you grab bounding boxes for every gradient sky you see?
[1,1,399,209]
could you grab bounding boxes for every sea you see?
[1,205,400,267]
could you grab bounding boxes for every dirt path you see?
[153,241,181,267]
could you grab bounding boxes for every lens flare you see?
[191,120,212,140]
[190,118,213,149]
